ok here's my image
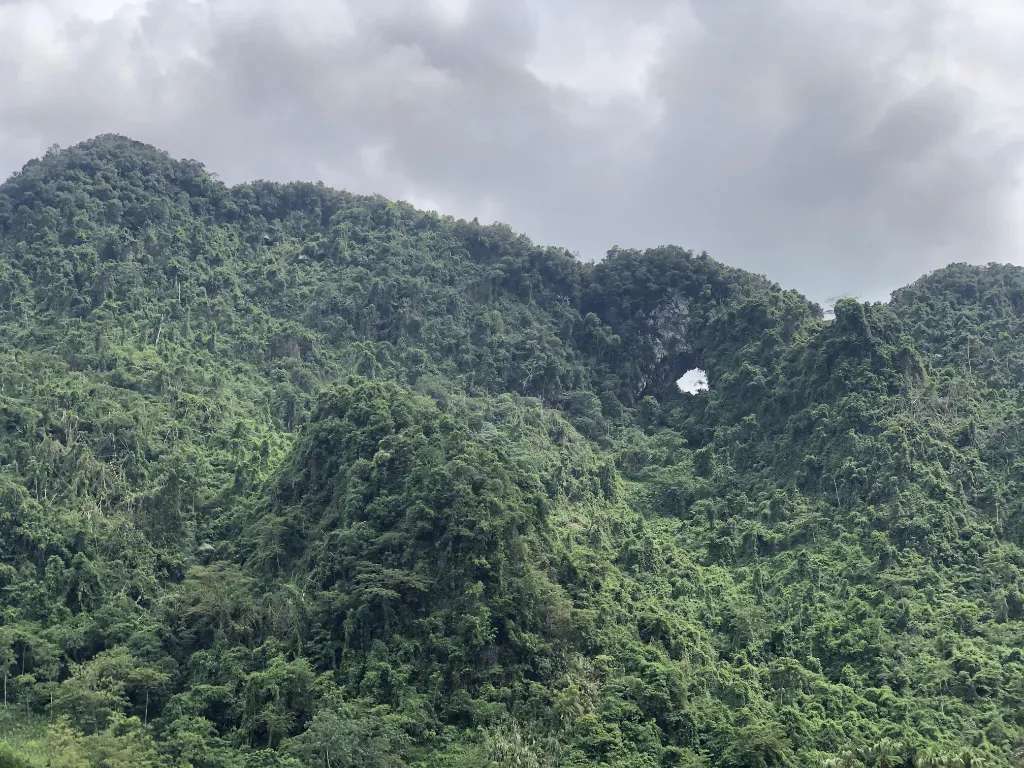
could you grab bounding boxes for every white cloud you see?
[2,0,1024,302]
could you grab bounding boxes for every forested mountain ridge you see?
[0,135,1021,767]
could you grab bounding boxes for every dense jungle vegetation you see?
[0,135,1022,767]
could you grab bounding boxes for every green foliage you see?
[0,136,1022,765]
[0,743,32,768]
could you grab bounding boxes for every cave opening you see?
[676,368,709,394]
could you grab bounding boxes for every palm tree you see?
[822,750,863,768]
[863,739,905,768]
[912,745,944,768]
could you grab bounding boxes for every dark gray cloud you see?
[2,0,1023,302]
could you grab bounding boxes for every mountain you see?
[0,135,1021,767]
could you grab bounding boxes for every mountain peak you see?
[0,139,1021,767]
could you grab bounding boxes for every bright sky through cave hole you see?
[676,368,708,394]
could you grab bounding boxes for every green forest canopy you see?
[0,135,1022,767]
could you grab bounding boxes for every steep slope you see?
[0,136,1021,767]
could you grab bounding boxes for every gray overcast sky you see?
[3,0,1024,302]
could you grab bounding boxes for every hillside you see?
[0,136,1022,767]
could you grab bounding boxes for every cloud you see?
[2,0,1023,301]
